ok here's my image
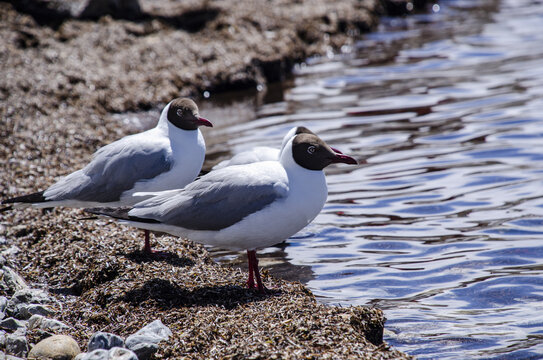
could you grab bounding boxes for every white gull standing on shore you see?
[86,132,358,292]
[2,98,213,254]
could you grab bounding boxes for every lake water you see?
[193,0,543,359]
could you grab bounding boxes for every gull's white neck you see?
[280,138,328,221]
[278,127,299,158]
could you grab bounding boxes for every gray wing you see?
[44,135,173,203]
[129,164,288,230]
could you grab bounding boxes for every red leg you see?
[143,230,152,253]
[247,250,267,293]
[246,250,256,289]
[142,230,169,257]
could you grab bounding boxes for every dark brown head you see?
[167,98,213,130]
[292,133,357,170]
[295,126,315,136]
[293,126,343,154]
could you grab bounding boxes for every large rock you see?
[88,332,124,352]
[28,334,81,360]
[125,320,171,360]
[4,333,29,358]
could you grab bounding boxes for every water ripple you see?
[206,0,543,358]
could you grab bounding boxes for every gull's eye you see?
[176,109,183,117]
[307,145,316,154]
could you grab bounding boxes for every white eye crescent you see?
[176,109,183,117]
[307,145,316,154]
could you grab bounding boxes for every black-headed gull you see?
[3,98,212,254]
[212,126,345,170]
[86,132,357,292]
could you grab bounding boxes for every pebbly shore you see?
[0,0,429,358]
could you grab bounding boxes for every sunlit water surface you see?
[169,1,543,358]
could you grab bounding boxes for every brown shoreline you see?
[0,0,428,357]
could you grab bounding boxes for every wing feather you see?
[44,135,172,203]
[129,162,288,230]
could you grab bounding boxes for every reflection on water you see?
[201,0,543,359]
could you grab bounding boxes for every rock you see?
[109,347,137,360]
[6,355,26,360]
[28,334,81,360]
[75,347,138,360]
[6,288,54,319]
[0,329,6,347]
[74,349,108,360]
[28,315,70,333]
[0,268,27,293]
[125,320,171,360]
[0,318,26,332]
[8,288,53,308]
[16,304,54,320]
[0,297,8,320]
[88,332,124,351]
[1,247,20,258]
[128,342,158,360]
[4,333,28,358]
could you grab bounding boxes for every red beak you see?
[330,146,343,154]
[197,117,213,127]
[331,153,358,165]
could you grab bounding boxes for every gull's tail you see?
[84,207,159,224]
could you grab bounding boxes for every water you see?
[187,0,543,358]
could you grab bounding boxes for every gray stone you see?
[109,347,137,360]
[1,354,26,360]
[0,297,8,320]
[76,349,108,360]
[88,332,124,351]
[127,342,157,360]
[16,304,54,320]
[28,334,81,360]
[125,320,171,360]
[0,330,6,347]
[0,318,26,332]
[0,247,20,258]
[28,315,70,332]
[4,334,28,358]
[7,289,53,319]
[8,288,52,308]
[0,268,27,293]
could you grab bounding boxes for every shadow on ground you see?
[121,278,281,309]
